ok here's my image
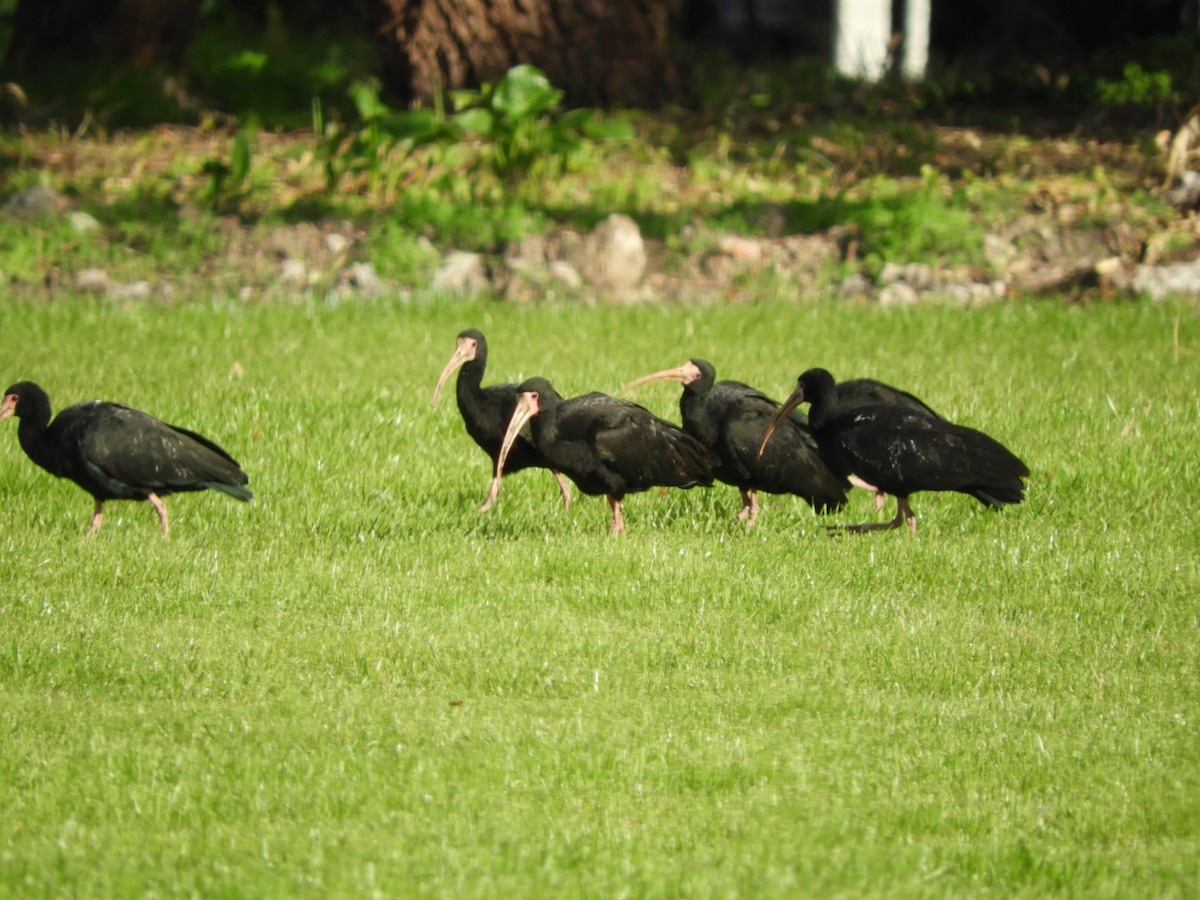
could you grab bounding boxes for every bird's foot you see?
[86,500,104,538]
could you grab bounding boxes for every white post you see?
[902,0,931,80]
[834,0,892,81]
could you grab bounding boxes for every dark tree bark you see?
[6,0,202,69]
[373,0,682,108]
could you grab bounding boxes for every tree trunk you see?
[373,0,682,108]
[6,0,201,69]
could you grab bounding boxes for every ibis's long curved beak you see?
[757,382,805,458]
[431,337,476,408]
[481,390,541,512]
[622,361,702,393]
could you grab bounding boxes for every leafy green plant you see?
[1096,62,1175,109]
[450,64,633,183]
[200,126,255,212]
[318,78,454,197]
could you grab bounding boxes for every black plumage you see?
[758,368,1028,535]
[432,329,570,511]
[1,381,251,537]
[489,377,718,533]
[624,358,847,528]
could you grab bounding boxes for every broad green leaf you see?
[492,64,561,122]
[455,107,495,137]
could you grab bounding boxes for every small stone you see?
[717,235,763,262]
[432,251,490,295]
[1131,260,1200,300]
[325,233,351,255]
[1166,171,1200,211]
[574,213,646,291]
[76,268,109,291]
[1,184,67,220]
[984,234,1017,268]
[109,280,152,300]
[901,263,935,290]
[836,273,873,297]
[505,234,548,272]
[547,260,583,288]
[280,259,307,285]
[69,211,101,233]
[346,261,382,295]
[879,262,905,285]
[878,282,920,307]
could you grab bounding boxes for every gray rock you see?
[717,234,763,262]
[325,232,351,256]
[346,261,383,295]
[109,280,152,300]
[878,281,920,307]
[836,273,873,297]
[2,184,67,220]
[76,268,109,292]
[547,260,583,288]
[574,214,646,291]
[1131,260,1200,300]
[505,234,548,273]
[983,234,1018,269]
[433,251,490,295]
[280,259,307,285]
[880,261,934,289]
[1165,171,1200,212]
[69,211,101,233]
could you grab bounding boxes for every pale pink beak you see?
[481,390,541,511]
[431,336,478,408]
[0,393,16,423]
[622,361,703,392]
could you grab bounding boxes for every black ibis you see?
[432,329,570,511]
[810,373,943,509]
[1,381,251,538]
[758,368,1028,535]
[624,358,847,528]
[489,377,717,534]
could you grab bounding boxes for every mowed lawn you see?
[1,294,1197,897]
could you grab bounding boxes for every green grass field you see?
[1,294,1197,896]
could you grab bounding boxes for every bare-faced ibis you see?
[1,381,251,538]
[758,368,1028,535]
[432,329,570,511]
[624,358,847,528]
[812,373,943,509]
[489,377,717,534]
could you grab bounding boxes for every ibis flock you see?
[1,326,1028,538]
[431,328,1028,535]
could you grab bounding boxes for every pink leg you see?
[848,474,887,510]
[735,488,760,529]
[86,499,104,537]
[552,471,572,511]
[607,495,626,535]
[147,492,170,539]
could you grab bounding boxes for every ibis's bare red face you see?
[0,392,17,422]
